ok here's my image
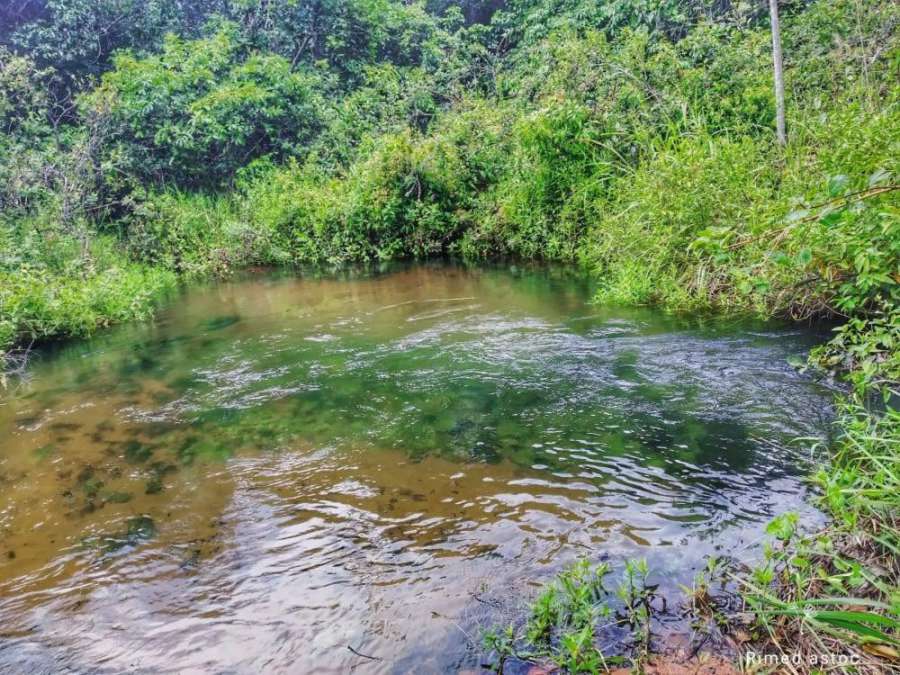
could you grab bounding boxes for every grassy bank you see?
[0,231,176,373]
[479,400,898,672]
[2,0,896,350]
[731,325,898,672]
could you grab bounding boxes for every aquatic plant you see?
[482,559,661,672]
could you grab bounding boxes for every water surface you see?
[0,263,833,672]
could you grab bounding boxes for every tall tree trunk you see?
[769,0,787,146]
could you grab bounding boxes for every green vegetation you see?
[483,559,660,672]
[3,0,897,347]
[88,27,327,189]
[732,318,899,667]
[1,0,897,669]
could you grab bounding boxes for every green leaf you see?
[813,611,900,630]
[815,616,900,645]
[766,513,798,542]
[868,168,891,187]
[827,174,849,197]
[819,210,844,227]
[771,251,792,266]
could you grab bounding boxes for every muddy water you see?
[0,263,833,673]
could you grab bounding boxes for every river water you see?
[0,262,834,673]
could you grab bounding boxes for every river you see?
[0,262,834,673]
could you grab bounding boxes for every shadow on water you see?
[0,261,836,672]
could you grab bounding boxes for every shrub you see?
[84,26,327,190]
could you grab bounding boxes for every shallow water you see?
[0,262,834,673]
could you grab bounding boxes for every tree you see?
[84,27,327,189]
[769,0,786,145]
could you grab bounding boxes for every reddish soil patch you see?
[610,653,740,675]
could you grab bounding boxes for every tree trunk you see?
[769,0,787,146]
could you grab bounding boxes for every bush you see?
[240,98,511,263]
[0,245,176,351]
[85,26,327,190]
[125,190,289,276]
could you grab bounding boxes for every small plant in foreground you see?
[483,559,657,673]
[616,558,656,663]
[735,397,900,670]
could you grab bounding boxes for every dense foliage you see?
[0,0,897,667]
[88,27,327,189]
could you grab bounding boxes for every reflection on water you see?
[0,262,833,672]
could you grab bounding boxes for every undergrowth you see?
[482,559,660,673]
[731,323,899,673]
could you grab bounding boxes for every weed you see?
[482,559,652,673]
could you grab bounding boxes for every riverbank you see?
[478,321,897,672]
